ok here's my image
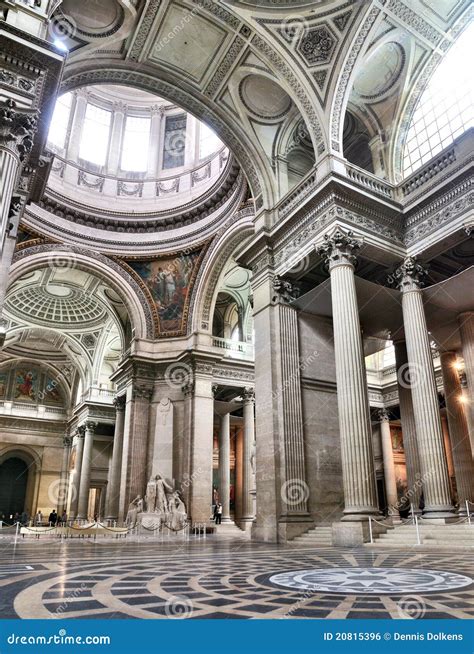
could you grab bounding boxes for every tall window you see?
[79,104,111,166]
[163,114,187,169]
[199,123,222,159]
[47,92,72,151]
[120,115,151,172]
[403,24,474,177]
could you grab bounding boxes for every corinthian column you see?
[218,412,231,523]
[105,395,126,521]
[57,434,72,517]
[241,388,256,528]
[394,257,454,519]
[377,409,400,520]
[458,312,474,452]
[394,340,422,514]
[0,99,38,345]
[316,229,379,521]
[76,421,97,520]
[69,429,84,519]
[440,351,474,514]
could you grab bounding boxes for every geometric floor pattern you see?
[0,537,472,620]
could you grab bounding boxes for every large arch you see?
[10,245,153,341]
[60,62,277,209]
[190,205,254,335]
[0,446,41,519]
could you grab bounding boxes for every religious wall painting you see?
[14,369,38,402]
[42,377,63,405]
[391,426,404,452]
[123,247,205,337]
[0,371,8,399]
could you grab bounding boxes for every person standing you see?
[48,510,57,526]
[215,503,223,525]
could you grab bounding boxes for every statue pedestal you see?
[140,512,166,530]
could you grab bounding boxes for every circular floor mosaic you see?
[268,567,473,595]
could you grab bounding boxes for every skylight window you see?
[121,115,151,172]
[47,92,72,150]
[79,103,111,167]
[403,23,474,177]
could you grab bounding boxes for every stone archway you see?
[0,448,39,520]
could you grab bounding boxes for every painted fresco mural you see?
[0,366,64,406]
[129,251,201,336]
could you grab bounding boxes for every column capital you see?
[272,275,300,305]
[63,435,73,448]
[132,385,153,401]
[316,228,360,270]
[212,383,219,398]
[393,256,428,291]
[376,408,390,423]
[77,420,98,435]
[113,394,126,411]
[242,387,255,403]
[0,98,38,161]
[182,381,195,397]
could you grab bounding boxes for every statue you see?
[125,496,142,528]
[144,474,173,514]
[168,491,187,530]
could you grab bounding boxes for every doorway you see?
[0,457,29,521]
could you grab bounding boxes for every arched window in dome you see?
[79,103,111,167]
[121,115,151,172]
[403,23,474,177]
[47,92,72,151]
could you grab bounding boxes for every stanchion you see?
[368,517,373,544]
[414,514,421,545]
[466,500,471,526]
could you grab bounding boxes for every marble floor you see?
[0,536,472,620]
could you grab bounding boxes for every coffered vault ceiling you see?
[1,268,129,396]
[49,0,470,210]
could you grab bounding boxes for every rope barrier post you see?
[410,503,415,524]
[466,500,471,526]
[414,515,421,545]
[14,521,19,544]
[203,523,206,540]
[368,517,373,544]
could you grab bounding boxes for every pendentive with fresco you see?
[0,0,472,547]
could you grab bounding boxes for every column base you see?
[221,516,232,524]
[341,508,381,522]
[239,517,255,533]
[422,506,456,520]
[278,514,314,542]
[332,520,387,546]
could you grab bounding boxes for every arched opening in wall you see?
[211,262,253,346]
[0,457,28,520]
[342,110,374,173]
[213,292,242,341]
[287,147,315,188]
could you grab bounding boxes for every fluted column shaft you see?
[395,257,454,518]
[57,435,72,516]
[76,422,97,520]
[69,431,84,519]
[378,411,399,518]
[241,389,255,523]
[394,340,422,513]
[105,396,126,521]
[119,386,151,520]
[219,413,231,522]
[458,312,474,452]
[318,230,379,520]
[440,351,474,513]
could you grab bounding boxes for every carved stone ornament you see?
[0,98,38,161]
[242,387,255,403]
[376,408,390,423]
[132,385,153,401]
[272,276,300,304]
[393,256,429,292]
[113,395,126,411]
[316,228,360,270]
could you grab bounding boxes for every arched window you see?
[403,23,473,177]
